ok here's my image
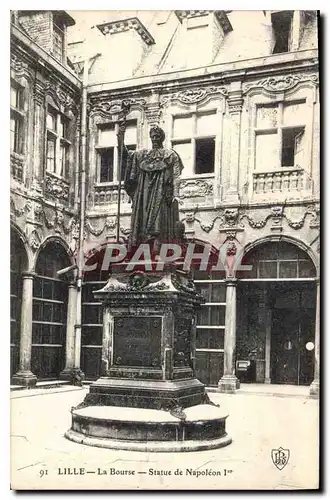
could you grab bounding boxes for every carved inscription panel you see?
[113,316,162,368]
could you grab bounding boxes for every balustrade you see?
[89,184,131,207]
[253,168,304,195]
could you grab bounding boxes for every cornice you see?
[97,17,155,46]
[11,24,82,90]
[175,10,233,34]
[86,50,318,96]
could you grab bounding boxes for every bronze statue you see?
[118,124,184,247]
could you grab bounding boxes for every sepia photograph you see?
[9,8,320,491]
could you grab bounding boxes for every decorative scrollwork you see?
[160,86,227,107]
[243,73,319,95]
[179,179,213,199]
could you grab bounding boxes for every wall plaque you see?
[113,316,161,367]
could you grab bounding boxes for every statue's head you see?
[149,126,165,147]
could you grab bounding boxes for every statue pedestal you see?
[66,264,232,451]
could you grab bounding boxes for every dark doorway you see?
[270,283,315,385]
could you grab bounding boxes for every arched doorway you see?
[237,240,317,385]
[32,241,71,379]
[10,228,28,377]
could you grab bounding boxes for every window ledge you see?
[254,166,304,174]
[95,182,119,188]
[181,173,215,180]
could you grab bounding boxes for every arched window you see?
[32,242,71,379]
[10,229,28,376]
[240,241,316,279]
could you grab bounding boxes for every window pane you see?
[195,137,215,174]
[258,261,278,278]
[11,87,19,108]
[99,148,114,183]
[196,112,217,136]
[10,118,16,151]
[279,261,298,278]
[173,115,193,138]
[210,306,225,326]
[298,260,316,278]
[197,307,210,325]
[82,303,102,325]
[257,243,279,260]
[125,122,137,144]
[282,128,304,167]
[196,329,224,349]
[278,242,298,260]
[59,144,67,177]
[46,139,56,172]
[53,25,64,62]
[46,112,56,131]
[82,325,103,346]
[172,141,193,175]
[59,117,68,139]
[211,284,226,302]
[283,101,306,127]
[195,283,210,301]
[98,125,116,147]
[255,132,278,170]
[256,104,278,129]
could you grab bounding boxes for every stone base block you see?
[59,367,85,384]
[65,404,232,452]
[218,375,240,394]
[309,379,319,399]
[12,370,37,387]
[82,377,206,411]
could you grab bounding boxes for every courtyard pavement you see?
[10,385,319,491]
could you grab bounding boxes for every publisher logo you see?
[271,447,290,470]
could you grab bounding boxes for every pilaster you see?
[12,272,37,387]
[218,277,240,393]
[309,278,320,398]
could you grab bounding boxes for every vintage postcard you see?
[10,9,320,491]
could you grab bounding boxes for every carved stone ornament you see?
[240,204,319,231]
[243,73,319,95]
[226,241,237,256]
[42,205,76,235]
[89,97,146,120]
[145,104,161,125]
[45,82,78,114]
[160,86,227,107]
[179,179,213,199]
[10,53,32,81]
[127,272,151,291]
[29,229,42,251]
[45,173,70,201]
[10,197,32,219]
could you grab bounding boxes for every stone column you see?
[264,309,272,384]
[309,278,320,398]
[12,272,37,387]
[225,81,243,203]
[73,278,85,378]
[219,278,240,393]
[60,283,77,380]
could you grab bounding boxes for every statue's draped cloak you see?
[124,148,183,246]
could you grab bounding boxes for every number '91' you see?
[39,469,48,478]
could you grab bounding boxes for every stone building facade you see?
[10,10,320,396]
